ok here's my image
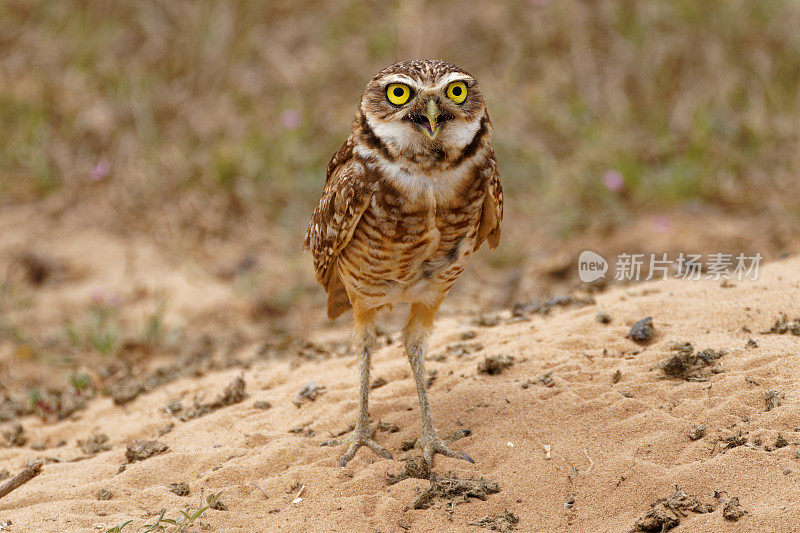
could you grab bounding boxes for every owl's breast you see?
[336,166,485,307]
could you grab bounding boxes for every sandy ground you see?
[2,248,800,532]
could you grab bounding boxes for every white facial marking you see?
[382,73,418,88]
[368,115,416,149]
[433,72,471,90]
[438,119,481,152]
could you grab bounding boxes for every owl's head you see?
[358,60,487,165]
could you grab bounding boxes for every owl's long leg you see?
[404,301,474,468]
[322,306,391,466]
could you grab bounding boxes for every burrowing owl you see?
[304,59,503,467]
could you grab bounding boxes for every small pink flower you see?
[280,109,302,130]
[90,160,110,182]
[90,288,106,305]
[90,289,120,307]
[602,170,625,193]
[651,215,673,233]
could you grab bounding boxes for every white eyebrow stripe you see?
[434,72,471,89]
[383,74,417,85]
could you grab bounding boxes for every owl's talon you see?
[330,426,392,466]
[444,428,472,444]
[419,430,473,468]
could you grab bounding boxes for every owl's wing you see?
[304,138,375,315]
[475,150,503,251]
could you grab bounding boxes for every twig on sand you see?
[251,482,269,498]
[291,484,305,505]
[583,449,594,475]
[0,461,43,500]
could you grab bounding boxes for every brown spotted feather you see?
[303,133,378,317]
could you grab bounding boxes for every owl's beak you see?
[420,99,441,139]
[407,99,447,139]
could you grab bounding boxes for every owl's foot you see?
[321,425,392,467]
[418,428,474,468]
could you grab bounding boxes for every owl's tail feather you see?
[326,272,352,320]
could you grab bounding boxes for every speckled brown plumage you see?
[304,59,503,467]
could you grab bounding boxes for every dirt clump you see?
[763,390,784,411]
[478,355,514,375]
[760,314,800,335]
[178,375,246,421]
[435,341,484,360]
[469,510,519,531]
[126,440,169,463]
[78,433,110,454]
[522,372,556,388]
[376,420,399,433]
[168,482,190,496]
[409,473,500,509]
[722,497,747,521]
[110,379,145,406]
[388,456,431,485]
[633,486,714,531]
[722,431,748,450]
[288,422,315,437]
[292,381,325,407]
[661,343,725,380]
[688,425,706,441]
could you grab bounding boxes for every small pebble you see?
[627,317,655,342]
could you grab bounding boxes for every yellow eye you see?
[386,83,412,106]
[446,81,467,104]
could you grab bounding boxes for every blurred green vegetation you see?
[1,0,799,235]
